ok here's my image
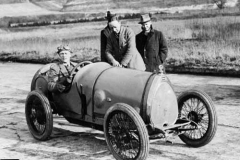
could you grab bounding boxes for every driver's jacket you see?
[48,61,76,93]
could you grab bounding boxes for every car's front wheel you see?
[25,90,53,141]
[177,89,217,147]
[104,103,149,160]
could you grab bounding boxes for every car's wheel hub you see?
[188,111,202,124]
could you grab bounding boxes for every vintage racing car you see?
[25,61,218,160]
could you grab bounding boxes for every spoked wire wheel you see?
[69,61,92,79]
[178,89,217,147]
[25,90,53,141]
[104,103,149,160]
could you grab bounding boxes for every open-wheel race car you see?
[25,61,218,160]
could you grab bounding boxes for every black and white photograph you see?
[0,0,240,160]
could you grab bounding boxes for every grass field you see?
[1,13,240,68]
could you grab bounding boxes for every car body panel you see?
[93,66,152,118]
[52,85,83,118]
[147,75,178,129]
[73,62,112,118]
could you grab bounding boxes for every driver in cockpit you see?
[48,45,77,93]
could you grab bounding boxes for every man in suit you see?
[100,11,114,62]
[105,16,145,71]
[136,14,168,73]
[48,45,77,93]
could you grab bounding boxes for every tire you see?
[104,103,149,160]
[25,90,53,141]
[177,89,217,147]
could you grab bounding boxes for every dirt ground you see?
[0,62,240,160]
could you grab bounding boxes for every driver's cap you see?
[57,45,73,54]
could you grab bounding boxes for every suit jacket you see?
[100,26,112,62]
[48,61,76,93]
[105,26,145,71]
[136,29,168,72]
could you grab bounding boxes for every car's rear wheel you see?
[25,90,53,141]
[104,103,149,160]
[177,89,217,147]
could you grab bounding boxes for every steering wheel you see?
[67,61,92,83]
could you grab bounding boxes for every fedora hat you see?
[139,14,151,24]
[106,11,118,22]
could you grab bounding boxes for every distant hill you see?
[0,0,67,11]
[0,1,61,18]
[62,0,212,13]
[0,0,29,4]
[0,0,238,28]
[30,0,66,11]
[30,0,67,6]
[0,0,213,18]
[0,0,234,18]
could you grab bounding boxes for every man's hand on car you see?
[112,60,121,67]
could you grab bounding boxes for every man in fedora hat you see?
[48,45,77,93]
[136,13,168,73]
[105,15,145,71]
[100,11,116,62]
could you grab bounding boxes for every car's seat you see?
[31,63,53,98]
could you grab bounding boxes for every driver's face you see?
[59,51,71,63]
